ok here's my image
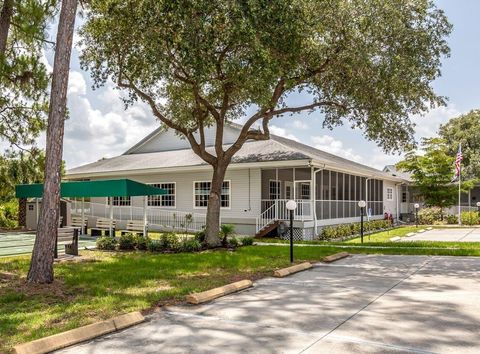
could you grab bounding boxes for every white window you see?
[269,180,281,200]
[301,183,310,200]
[148,183,175,207]
[386,187,393,201]
[194,181,230,208]
[111,196,131,206]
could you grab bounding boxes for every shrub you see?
[220,224,235,246]
[228,236,240,248]
[179,238,202,252]
[461,211,480,226]
[118,233,136,250]
[194,229,206,243]
[0,200,18,229]
[241,237,254,246]
[446,214,458,224]
[147,239,163,252]
[319,219,392,240]
[135,235,149,250]
[96,236,117,250]
[417,207,443,225]
[160,232,179,250]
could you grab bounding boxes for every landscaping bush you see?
[146,239,163,252]
[241,237,254,246]
[194,229,206,243]
[135,235,149,250]
[118,233,136,250]
[220,224,235,246]
[319,219,392,240]
[96,236,117,250]
[446,214,458,224]
[461,211,480,226]
[417,207,443,225]
[228,236,240,248]
[160,232,179,250]
[179,238,202,252]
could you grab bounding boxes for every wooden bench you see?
[56,227,79,257]
[90,218,116,236]
[120,220,148,236]
[71,216,88,234]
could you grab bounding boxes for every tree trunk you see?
[205,165,227,247]
[18,198,26,228]
[0,0,13,55]
[27,0,77,284]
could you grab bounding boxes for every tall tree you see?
[81,0,451,246]
[0,0,57,148]
[397,138,457,217]
[439,109,480,180]
[27,0,77,284]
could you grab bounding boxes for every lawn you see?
[345,226,419,243]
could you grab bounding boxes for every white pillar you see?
[143,196,148,236]
[109,197,114,236]
[81,197,85,235]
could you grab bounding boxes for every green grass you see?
[345,226,419,243]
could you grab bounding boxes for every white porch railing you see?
[256,199,314,233]
[70,201,206,232]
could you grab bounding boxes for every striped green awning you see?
[15,179,166,198]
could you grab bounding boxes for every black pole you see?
[290,209,294,263]
[415,208,418,228]
[54,230,58,259]
[360,207,364,244]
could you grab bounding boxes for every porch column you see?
[81,197,85,235]
[143,196,148,236]
[109,197,114,236]
[293,167,296,200]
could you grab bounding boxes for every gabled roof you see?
[383,165,412,181]
[67,123,407,182]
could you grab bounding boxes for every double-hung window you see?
[386,187,393,201]
[269,180,281,200]
[194,181,230,208]
[148,183,176,207]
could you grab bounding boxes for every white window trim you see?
[148,182,176,209]
[193,180,231,210]
[386,187,394,201]
[269,179,281,200]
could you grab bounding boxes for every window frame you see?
[193,180,231,209]
[269,179,281,200]
[148,182,176,208]
[111,196,131,206]
[386,187,394,201]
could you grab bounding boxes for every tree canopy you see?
[439,109,480,180]
[0,0,57,148]
[80,0,451,245]
[397,138,457,211]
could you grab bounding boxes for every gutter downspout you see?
[312,163,325,236]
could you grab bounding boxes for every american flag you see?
[454,144,463,181]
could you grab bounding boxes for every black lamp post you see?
[286,200,297,263]
[414,203,420,228]
[358,200,366,243]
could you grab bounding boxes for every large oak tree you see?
[80,0,451,246]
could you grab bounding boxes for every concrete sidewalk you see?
[405,228,480,242]
[56,255,480,354]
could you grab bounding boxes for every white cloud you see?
[311,135,364,164]
[412,105,461,139]
[269,125,299,141]
[292,120,308,130]
[68,71,86,95]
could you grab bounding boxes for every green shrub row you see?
[415,207,480,225]
[319,219,392,240]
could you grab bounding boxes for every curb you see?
[323,252,350,263]
[273,262,312,277]
[13,311,144,354]
[186,279,253,304]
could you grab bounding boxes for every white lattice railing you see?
[70,201,206,232]
[256,199,314,233]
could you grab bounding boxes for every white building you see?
[66,123,408,239]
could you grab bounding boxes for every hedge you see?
[319,219,392,241]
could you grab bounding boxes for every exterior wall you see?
[383,180,398,218]
[89,167,262,235]
[130,125,241,154]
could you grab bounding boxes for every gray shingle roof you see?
[67,124,407,182]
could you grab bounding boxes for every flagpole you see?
[458,143,462,225]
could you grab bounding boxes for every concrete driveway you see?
[57,254,480,354]
[405,228,480,242]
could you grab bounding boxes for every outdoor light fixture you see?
[286,200,297,263]
[358,200,366,243]
[414,203,420,228]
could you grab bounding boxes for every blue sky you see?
[39,0,480,170]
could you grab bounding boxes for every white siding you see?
[91,167,261,220]
[130,125,241,154]
[383,180,398,217]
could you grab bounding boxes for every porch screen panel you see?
[321,170,329,219]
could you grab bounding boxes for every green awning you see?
[15,179,167,198]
